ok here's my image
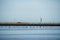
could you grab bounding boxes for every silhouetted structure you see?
[0,22,60,26]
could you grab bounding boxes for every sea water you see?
[0,26,60,40]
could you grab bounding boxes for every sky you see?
[0,0,60,23]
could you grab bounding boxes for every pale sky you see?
[0,0,60,23]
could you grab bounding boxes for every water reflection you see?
[0,26,60,40]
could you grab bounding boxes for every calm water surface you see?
[0,26,60,40]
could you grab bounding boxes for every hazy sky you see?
[0,0,60,22]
